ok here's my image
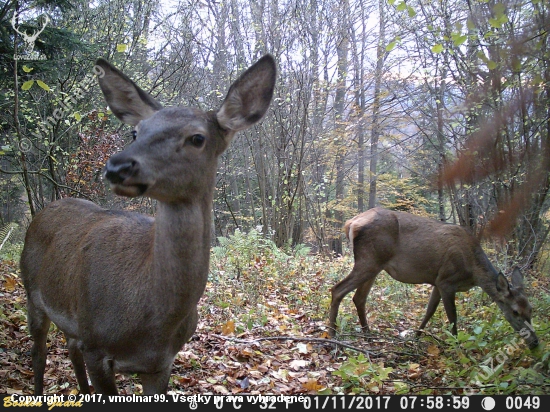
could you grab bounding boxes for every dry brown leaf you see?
[427,345,440,356]
[221,320,235,335]
[302,378,324,391]
[3,276,17,291]
[408,363,420,371]
[240,347,255,357]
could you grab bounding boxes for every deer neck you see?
[474,250,500,299]
[151,198,212,304]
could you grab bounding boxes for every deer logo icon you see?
[10,11,49,59]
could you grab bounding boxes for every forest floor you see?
[1,252,549,396]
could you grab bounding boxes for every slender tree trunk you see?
[331,0,350,256]
[368,0,386,209]
[12,8,35,217]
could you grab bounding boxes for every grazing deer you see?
[328,207,539,349]
[20,54,277,394]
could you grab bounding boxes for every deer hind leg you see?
[440,290,458,335]
[417,286,441,336]
[352,277,377,334]
[82,351,118,395]
[26,300,51,395]
[140,368,172,395]
[328,262,382,337]
[67,338,91,394]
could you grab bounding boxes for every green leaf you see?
[498,14,509,25]
[386,41,397,52]
[452,33,467,46]
[487,60,497,70]
[489,17,506,28]
[22,65,34,73]
[407,6,416,17]
[21,80,34,90]
[460,356,470,364]
[396,2,407,11]
[467,18,476,30]
[431,44,444,53]
[493,3,506,16]
[116,44,128,52]
[477,51,487,61]
[36,80,50,91]
[74,112,82,121]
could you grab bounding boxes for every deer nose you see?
[104,159,137,184]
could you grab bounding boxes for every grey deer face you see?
[495,268,538,349]
[95,55,277,203]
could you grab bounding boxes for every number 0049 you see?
[506,397,540,409]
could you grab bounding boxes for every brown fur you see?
[20,55,277,394]
[329,207,539,349]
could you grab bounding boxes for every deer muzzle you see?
[104,157,147,197]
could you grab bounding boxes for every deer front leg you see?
[140,368,172,395]
[417,286,441,336]
[67,338,91,394]
[440,289,458,336]
[83,351,118,395]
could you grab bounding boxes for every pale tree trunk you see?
[331,0,350,256]
[368,0,386,210]
[350,0,369,213]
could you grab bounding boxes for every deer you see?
[19,54,277,395]
[328,207,539,349]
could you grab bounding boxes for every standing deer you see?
[20,54,276,395]
[328,207,539,349]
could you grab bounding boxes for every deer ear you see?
[495,272,511,293]
[216,54,276,135]
[95,58,162,126]
[510,267,525,291]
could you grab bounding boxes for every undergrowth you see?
[206,228,550,394]
[1,226,549,394]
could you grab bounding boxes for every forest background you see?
[0,0,549,395]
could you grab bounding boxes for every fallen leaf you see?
[302,378,324,391]
[427,345,440,356]
[289,359,308,370]
[3,277,17,291]
[213,385,229,394]
[222,320,235,335]
[238,376,250,389]
[296,342,310,354]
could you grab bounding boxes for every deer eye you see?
[188,134,206,148]
[130,130,137,141]
[513,310,519,316]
